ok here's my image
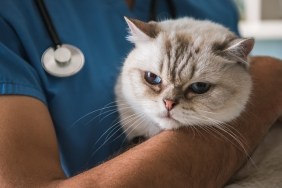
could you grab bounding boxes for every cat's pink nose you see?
[163,99,177,111]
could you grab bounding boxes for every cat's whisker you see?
[86,108,117,125]
[106,110,147,145]
[71,105,116,127]
[192,119,232,144]
[199,115,250,158]
[194,114,239,142]
[94,109,138,146]
[71,102,130,127]
[188,125,196,138]
[197,110,247,143]
[104,112,144,142]
[121,114,147,143]
[212,122,257,168]
[82,107,125,127]
[200,125,226,142]
[190,124,206,138]
[188,116,225,141]
[98,106,134,123]
[81,104,134,127]
[118,116,148,148]
[200,121,242,149]
[196,109,220,115]
[104,113,146,146]
[92,120,120,148]
[90,113,145,159]
[207,115,258,168]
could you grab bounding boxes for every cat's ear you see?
[225,38,255,58]
[223,38,255,65]
[124,17,160,43]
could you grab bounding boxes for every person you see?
[0,0,281,187]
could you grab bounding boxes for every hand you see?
[231,56,282,153]
[249,56,282,121]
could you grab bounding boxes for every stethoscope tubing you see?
[36,0,61,48]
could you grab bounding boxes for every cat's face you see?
[119,18,253,130]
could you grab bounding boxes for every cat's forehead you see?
[157,18,237,56]
[129,19,239,85]
[162,31,234,55]
[163,33,199,58]
[155,32,230,85]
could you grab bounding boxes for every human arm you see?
[0,56,281,187]
[0,96,65,187]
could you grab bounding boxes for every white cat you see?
[115,17,282,187]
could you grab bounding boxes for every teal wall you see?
[252,40,282,59]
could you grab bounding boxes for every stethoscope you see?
[36,0,85,77]
[36,0,176,77]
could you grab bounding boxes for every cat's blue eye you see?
[144,71,162,85]
[189,82,211,94]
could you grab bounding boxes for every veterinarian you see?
[0,0,281,187]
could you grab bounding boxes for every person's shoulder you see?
[0,0,33,16]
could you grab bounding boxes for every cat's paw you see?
[130,136,147,145]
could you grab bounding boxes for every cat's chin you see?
[155,116,183,130]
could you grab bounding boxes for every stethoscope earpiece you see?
[36,0,85,77]
[41,44,85,77]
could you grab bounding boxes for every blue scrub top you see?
[0,0,239,176]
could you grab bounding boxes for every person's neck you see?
[125,0,135,9]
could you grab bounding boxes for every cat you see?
[116,17,253,140]
[115,17,282,187]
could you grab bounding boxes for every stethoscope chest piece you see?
[42,44,84,77]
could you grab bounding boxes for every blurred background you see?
[234,0,282,59]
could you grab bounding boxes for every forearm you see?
[58,115,270,188]
[60,103,277,188]
[59,129,233,188]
